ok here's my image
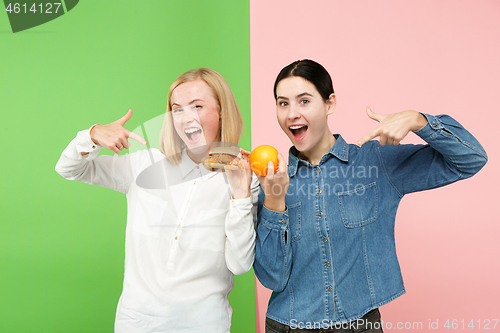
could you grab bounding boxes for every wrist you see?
[232,188,250,200]
[89,124,100,145]
[264,197,286,212]
[411,111,428,131]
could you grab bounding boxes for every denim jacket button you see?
[318,212,323,217]
[322,237,328,243]
[281,219,286,225]
[328,286,333,292]
[317,189,322,194]
[316,168,320,174]
[325,262,331,267]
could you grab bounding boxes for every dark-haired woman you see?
[253,59,487,332]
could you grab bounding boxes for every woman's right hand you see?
[256,154,289,212]
[90,109,147,154]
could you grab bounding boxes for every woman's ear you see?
[326,93,336,115]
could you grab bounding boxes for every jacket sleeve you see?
[253,189,293,292]
[224,174,260,275]
[55,127,134,194]
[377,113,487,197]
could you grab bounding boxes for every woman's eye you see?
[172,108,183,114]
[278,101,288,107]
[300,99,309,105]
[195,105,203,109]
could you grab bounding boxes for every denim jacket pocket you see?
[288,202,302,242]
[337,182,378,228]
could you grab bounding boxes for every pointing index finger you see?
[127,130,147,145]
[357,128,380,146]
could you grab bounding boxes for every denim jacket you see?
[253,114,487,327]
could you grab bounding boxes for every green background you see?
[0,1,253,332]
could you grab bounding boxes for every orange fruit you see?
[249,145,279,176]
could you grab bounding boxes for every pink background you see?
[250,0,500,332]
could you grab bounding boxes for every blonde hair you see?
[160,67,243,164]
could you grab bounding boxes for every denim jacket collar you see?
[288,134,349,178]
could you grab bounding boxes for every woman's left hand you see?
[225,148,253,199]
[357,107,428,146]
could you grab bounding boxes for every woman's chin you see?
[290,136,309,152]
[187,144,209,156]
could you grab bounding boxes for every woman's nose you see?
[182,107,198,123]
[287,104,300,120]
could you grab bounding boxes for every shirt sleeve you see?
[55,127,134,194]
[224,174,260,275]
[376,113,488,197]
[253,188,293,292]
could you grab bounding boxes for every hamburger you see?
[201,146,244,172]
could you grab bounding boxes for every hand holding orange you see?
[249,145,279,176]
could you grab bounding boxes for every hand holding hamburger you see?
[200,145,252,199]
[201,146,245,172]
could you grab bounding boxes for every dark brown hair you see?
[274,59,334,102]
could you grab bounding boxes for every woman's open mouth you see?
[289,125,308,141]
[184,127,203,144]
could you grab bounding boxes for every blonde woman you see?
[56,68,258,332]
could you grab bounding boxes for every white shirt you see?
[55,128,259,333]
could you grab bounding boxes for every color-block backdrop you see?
[251,0,500,332]
[0,1,253,332]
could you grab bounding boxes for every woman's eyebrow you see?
[296,92,313,98]
[171,99,204,107]
[277,92,313,100]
